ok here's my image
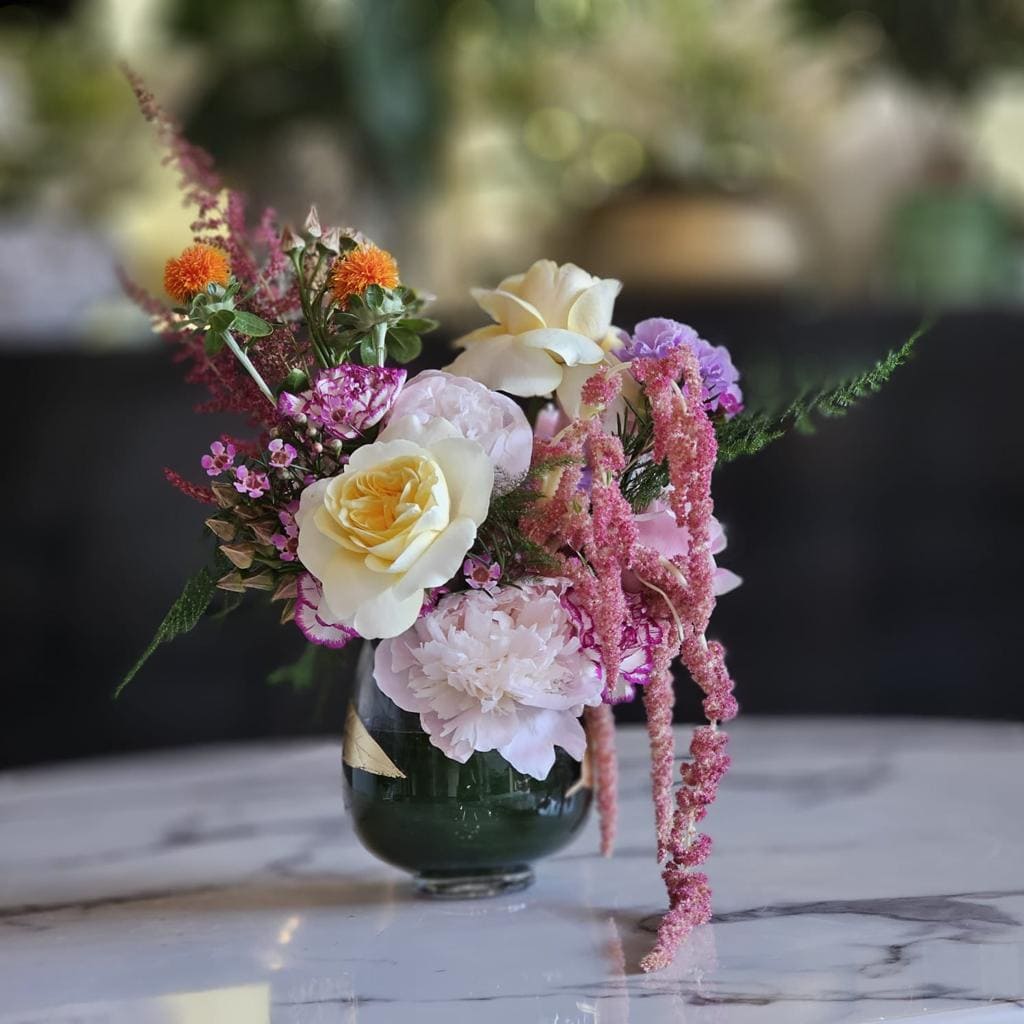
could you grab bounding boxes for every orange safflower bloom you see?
[164,244,231,304]
[330,244,399,306]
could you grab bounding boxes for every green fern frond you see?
[715,324,925,465]
[115,564,219,697]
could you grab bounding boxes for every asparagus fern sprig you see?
[715,325,925,464]
[617,324,925,512]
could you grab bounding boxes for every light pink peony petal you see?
[373,582,603,779]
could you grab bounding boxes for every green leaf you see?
[267,644,320,690]
[280,367,310,395]
[115,566,218,697]
[204,330,227,357]
[363,284,385,309]
[386,327,422,364]
[715,324,926,464]
[207,308,236,333]
[232,310,273,338]
[359,333,378,366]
[397,317,439,334]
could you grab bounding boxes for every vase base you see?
[414,866,534,899]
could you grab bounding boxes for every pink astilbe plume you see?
[163,468,216,506]
[122,64,220,213]
[120,68,313,516]
[584,703,618,856]
[122,68,303,427]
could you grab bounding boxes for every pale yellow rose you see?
[555,328,641,423]
[296,419,494,639]
[446,259,622,401]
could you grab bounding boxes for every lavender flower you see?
[279,365,406,441]
[620,318,743,418]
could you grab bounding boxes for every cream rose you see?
[296,421,494,639]
[446,259,621,402]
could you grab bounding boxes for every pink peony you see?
[629,499,741,597]
[380,370,533,493]
[374,581,603,779]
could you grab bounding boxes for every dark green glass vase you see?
[342,641,592,897]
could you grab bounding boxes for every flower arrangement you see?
[119,71,917,972]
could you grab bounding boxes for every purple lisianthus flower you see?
[278,365,406,441]
[620,318,743,418]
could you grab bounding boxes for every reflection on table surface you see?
[1,720,1022,1023]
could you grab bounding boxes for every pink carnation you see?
[374,582,603,779]
[279,364,405,441]
[294,572,358,649]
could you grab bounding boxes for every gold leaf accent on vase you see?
[343,706,406,779]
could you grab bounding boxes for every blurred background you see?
[2,0,1022,767]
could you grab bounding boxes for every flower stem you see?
[222,329,276,405]
[372,321,387,367]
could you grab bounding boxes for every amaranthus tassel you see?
[585,703,619,857]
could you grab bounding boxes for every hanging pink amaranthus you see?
[583,702,618,857]
[632,347,738,972]
[522,351,738,972]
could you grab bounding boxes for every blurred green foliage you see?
[794,0,1024,94]
[169,0,448,193]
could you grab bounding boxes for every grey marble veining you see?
[1,719,1022,1023]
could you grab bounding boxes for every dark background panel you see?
[2,301,1021,768]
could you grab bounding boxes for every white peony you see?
[296,419,494,639]
[446,259,621,402]
[380,370,533,494]
[374,582,604,779]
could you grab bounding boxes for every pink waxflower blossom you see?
[267,438,297,468]
[200,440,236,477]
[233,465,269,498]
[294,572,358,648]
[271,502,299,562]
[279,364,405,441]
[374,582,603,780]
[463,555,501,594]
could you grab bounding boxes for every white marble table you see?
[1,719,1022,1024]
